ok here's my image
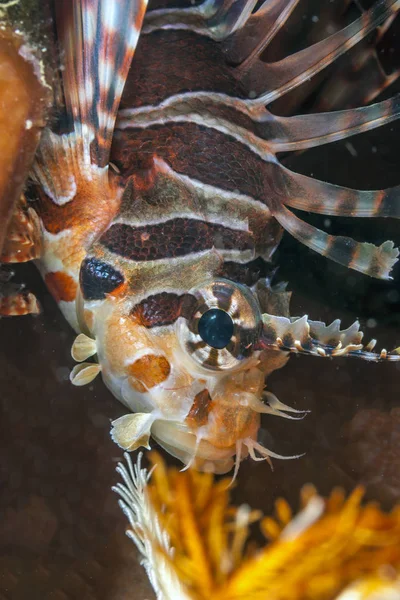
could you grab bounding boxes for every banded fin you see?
[280,166,400,219]
[239,0,400,103]
[32,131,80,205]
[54,0,147,168]
[33,0,148,287]
[259,314,400,362]
[264,93,400,152]
[271,203,399,280]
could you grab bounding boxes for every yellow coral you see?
[113,452,400,600]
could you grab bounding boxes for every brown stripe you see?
[119,30,244,110]
[111,122,274,202]
[130,292,196,328]
[99,218,254,261]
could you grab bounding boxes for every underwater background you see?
[1,1,400,597]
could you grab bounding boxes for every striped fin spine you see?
[55,0,147,168]
[119,0,400,279]
[279,166,400,219]
[310,5,400,112]
[34,0,148,194]
[117,91,400,279]
[259,314,400,362]
[32,0,148,326]
[270,203,399,280]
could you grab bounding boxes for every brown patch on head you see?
[127,354,170,390]
[186,390,214,429]
[130,292,195,328]
[45,271,77,302]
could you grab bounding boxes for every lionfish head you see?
[72,274,300,474]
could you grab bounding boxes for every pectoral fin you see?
[111,413,155,452]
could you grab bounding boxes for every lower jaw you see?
[151,420,240,474]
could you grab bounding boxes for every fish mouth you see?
[151,420,238,474]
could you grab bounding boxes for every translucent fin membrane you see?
[222,0,301,65]
[259,314,400,362]
[312,5,400,111]
[239,0,400,103]
[55,0,147,167]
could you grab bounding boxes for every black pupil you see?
[198,309,234,349]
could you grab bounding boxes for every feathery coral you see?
[114,452,400,600]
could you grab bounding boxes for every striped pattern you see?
[55,0,148,167]
[30,0,148,328]
[241,0,400,103]
[14,0,400,475]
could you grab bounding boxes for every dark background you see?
[1,2,400,598]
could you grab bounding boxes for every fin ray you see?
[267,94,400,152]
[271,203,399,279]
[240,0,400,103]
[280,166,400,219]
[223,0,300,67]
[55,0,147,166]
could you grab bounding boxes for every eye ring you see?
[177,278,262,371]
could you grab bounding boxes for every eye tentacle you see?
[241,391,308,420]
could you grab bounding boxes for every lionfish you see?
[1,0,400,475]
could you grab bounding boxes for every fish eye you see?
[177,279,262,371]
[198,309,234,349]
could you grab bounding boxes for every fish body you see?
[4,0,400,473]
